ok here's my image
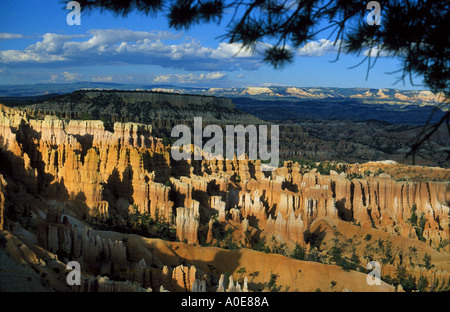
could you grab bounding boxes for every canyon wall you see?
[1,103,449,292]
[0,104,173,222]
[3,101,447,248]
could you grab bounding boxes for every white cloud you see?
[0,29,263,71]
[0,29,347,74]
[29,33,86,53]
[62,71,81,81]
[0,50,66,63]
[66,29,180,52]
[153,75,171,83]
[206,72,227,80]
[50,71,81,82]
[297,39,341,57]
[0,33,26,40]
[153,72,227,84]
[212,42,255,58]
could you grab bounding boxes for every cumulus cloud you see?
[153,75,171,83]
[0,29,347,75]
[50,71,81,82]
[62,71,81,81]
[153,72,227,84]
[297,39,341,57]
[0,50,67,63]
[28,33,87,53]
[211,42,258,59]
[297,39,393,58]
[0,29,263,71]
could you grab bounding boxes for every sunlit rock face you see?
[1,102,449,293]
[2,102,449,247]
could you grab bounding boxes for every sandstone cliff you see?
[0,104,173,223]
[1,103,449,292]
[0,174,6,231]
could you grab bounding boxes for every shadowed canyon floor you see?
[0,94,449,292]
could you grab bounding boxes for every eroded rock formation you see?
[1,102,449,293]
[0,104,173,223]
[0,174,6,230]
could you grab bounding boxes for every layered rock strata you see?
[1,104,449,292]
[0,104,172,223]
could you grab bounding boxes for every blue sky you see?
[0,0,427,90]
